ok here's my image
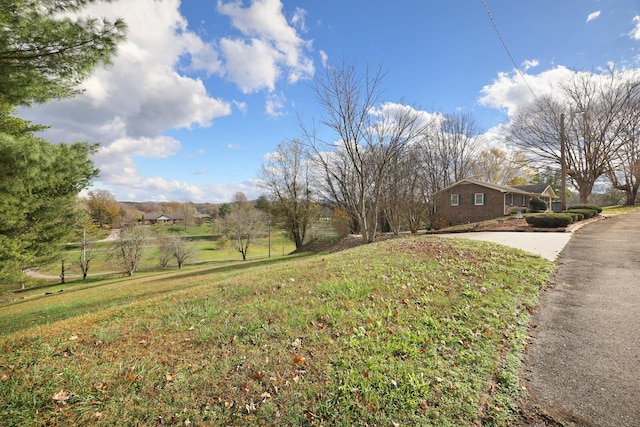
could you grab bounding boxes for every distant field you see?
[0,235,554,426]
[33,225,299,279]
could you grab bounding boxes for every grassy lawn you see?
[0,235,554,426]
[601,204,640,215]
[33,230,297,279]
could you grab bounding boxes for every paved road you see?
[523,211,640,426]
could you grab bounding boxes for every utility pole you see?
[560,113,567,211]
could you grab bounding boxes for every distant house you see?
[140,213,184,225]
[432,179,557,229]
[193,213,211,225]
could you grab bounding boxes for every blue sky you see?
[20,0,640,203]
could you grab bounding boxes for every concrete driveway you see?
[438,230,573,262]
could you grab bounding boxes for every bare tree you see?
[381,146,426,234]
[222,192,265,260]
[158,234,196,269]
[413,111,483,223]
[305,62,426,243]
[508,69,639,203]
[435,112,483,185]
[260,138,315,249]
[606,76,640,205]
[112,225,148,276]
[77,228,99,280]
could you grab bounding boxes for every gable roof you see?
[437,179,556,198]
[437,179,531,195]
[513,184,553,195]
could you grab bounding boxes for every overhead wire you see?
[481,0,538,100]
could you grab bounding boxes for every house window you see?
[508,194,514,205]
[450,194,460,206]
[474,193,485,206]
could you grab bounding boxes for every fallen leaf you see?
[52,389,70,404]
[260,391,272,401]
[68,335,78,341]
[1,372,10,381]
[166,372,177,381]
[293,354,305,365]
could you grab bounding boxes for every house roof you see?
[438,179,530,195]
[142,213,184,220]
[437,179,556,198]
[513,184,553,195]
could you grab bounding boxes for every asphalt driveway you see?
[521,210,640,426]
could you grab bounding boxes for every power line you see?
[481,0,538,100]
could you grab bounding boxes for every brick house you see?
[432,179,556,229]
[140,213,184,225]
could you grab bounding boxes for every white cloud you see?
[219,37,282,93]
[217,0,314,90]
[319,50,329,68]
[233,100,249,114]
[478,66,575,117]
[265,93,286,118]
[227,143,242,150]
[291,7,307,32]
[521,59,539,71]
[630,16,640,40]
[586,10,601,23]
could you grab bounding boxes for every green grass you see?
[33,232,297,278]
[0,235,554,426]
[601,204,640,215]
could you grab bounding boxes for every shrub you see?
[564,212,584,222]
[525,213,574,228]
[529,198,547,212]
[569,204,602,213]
[566,208,597,219]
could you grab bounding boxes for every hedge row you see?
[570,204,603,213]
[525,213,574,228]
[566,208,597,219]
[525,204,601,228]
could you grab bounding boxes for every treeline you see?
[259,63,640,246]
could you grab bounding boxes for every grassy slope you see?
[0,236,553,426]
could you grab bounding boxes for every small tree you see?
[112,225,148,276]
[77,229,99,280]
[222,192,265,260]
[170,235,195,269]
[259,138,316,249]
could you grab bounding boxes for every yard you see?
[0,234,554,426]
